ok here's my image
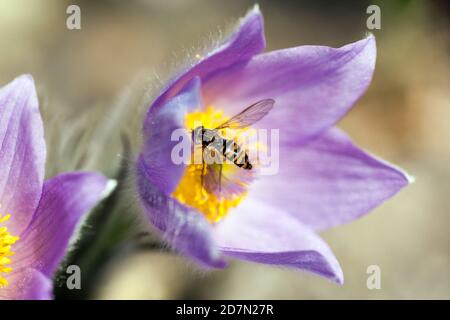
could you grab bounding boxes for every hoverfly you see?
[191,99,275,195]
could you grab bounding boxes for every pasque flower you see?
[136,6,412,283]
[0,75,111,299]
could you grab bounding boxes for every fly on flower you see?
[136,5,412,284]
[191,98,275,196]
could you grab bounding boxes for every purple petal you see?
[20,271,52,300]
[202,35,376,145]
[249,127,412,231]
[145,5,265,123]
[0,75,46,235]
[136,157,226,268]
[141,77,202,195]
[0,268,52,300]
[214,199,343,284]
[12,172,110,277]
[19,269,52,300]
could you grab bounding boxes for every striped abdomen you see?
[223,139,252,170]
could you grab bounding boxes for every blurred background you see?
[0,0,448,299]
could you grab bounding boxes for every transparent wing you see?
[199,145,226,195]
[215,99,275,130]
[203,162,253,199]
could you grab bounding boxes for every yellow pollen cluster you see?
[172,106,250,223]
[0,213,19,288]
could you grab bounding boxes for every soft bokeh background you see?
[0,0,448,299]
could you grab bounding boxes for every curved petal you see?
[214,199,343,284]
[0,268,52,300]
[136,157,225,268]
[142,77,202,195]
[12,172,111,277]
[19,269,52,300]
[249,127,412,231]
[0,75,46,235]
[202,35,376,145]
[145,5,265,124]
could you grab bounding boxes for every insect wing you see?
[215,99,275,130]
[203,164,221,195]
[203,163,252,198]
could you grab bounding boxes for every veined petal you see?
[145,5,265,124]
[19,269,52,300]
[202,35,376,145]
[214,199,343,284]
[12,172,111,278]
[249,127,412,231]
[0,75,46,235]
[142,77,202,195]
[136,157,225,268]
[0,268,52,300]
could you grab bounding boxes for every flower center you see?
[0,212,19,288]
[172,106,258,223]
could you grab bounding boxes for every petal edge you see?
[250,127,411,231]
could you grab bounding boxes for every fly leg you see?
[218,163,223,196]
[200,149,205,192]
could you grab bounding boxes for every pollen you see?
[0,212,19,288]
[172,106,256,223]
[185,106,227,129]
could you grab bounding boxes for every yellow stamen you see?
[172,106,258,223]
[0,212,19,288]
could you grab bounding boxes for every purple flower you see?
[136,6,412,284]
[0,75,112,299]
